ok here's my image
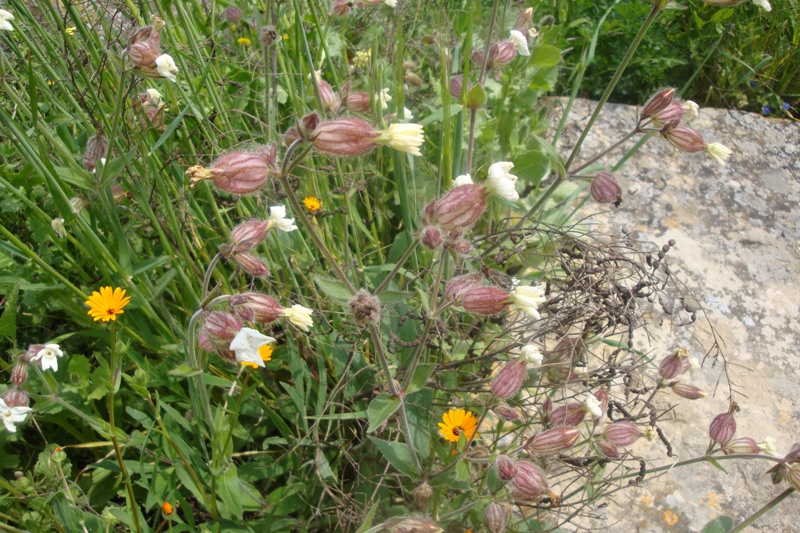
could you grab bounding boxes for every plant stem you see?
[374,239,420,295]
[568,129,641,176]
[107,324,142,533]
[728,487,796,533]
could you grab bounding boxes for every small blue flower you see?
[782,102,791,111]
[762,105,772,115]
[749,80,757,88]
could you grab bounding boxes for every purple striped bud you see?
[3,388,29,408]
[659,349,690,380]
[230,292,284,323]
[496,455,517,480]
[484,502,511,533]
[312,117,381,156]
[11,362,28,386]
[652,100,686,128]
[187,146,277,194]
[83,133,108,171]
[664,126,707,153]
[445,274,486,302]
[317,80,341,113]
[460,287,511,315]
[594,389,609,420]
[510,461,549,501]
[489,41,517,68]
[551,403,586,427]
[431,184,488,231]
[526,427,580,454]
[709,412,737,445]
[201,311,242,361]
[641,88,677,119]
[231,253,270,277]
[604,422,642,446]
[228,219,270,253]
[223,6,244,23]
[344,91,371,113]
[491,360,527,399]
[493,403,520,421]
[670,382,706,400]
[786,465,800,492]
[590,172,622,205]
[597,440,620,459]
[722,437,762,455]
[421,226,443,249]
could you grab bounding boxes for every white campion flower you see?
[267,205,298,232]
[155,54,178,82]
[32,344,64,372]
[485,162,519,202]
[521,344,543,367]
[51,218,66,239]
[508,30,530,56]
[146,88,164,106]
[280,305,314,331]
[511,284,546,319]
[751,0,771,10]
[682,100,699,121]
[0,399,32,433]
[379,88,392,110]
[384,0,398,7]
[706,142,732,167]
[759,436,778,456]
[453,174,473,187]
[384,123,424,156]
[0,9,14,32]
[229,327,276,368]
[583,394,603,419]
[402,107,413,120]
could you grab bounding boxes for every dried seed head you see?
[496,455,517,480]
[526,426,580,454]
[590,172,622,205]
[259,25,278,45]
[709,412,737,445]
[484,502,511,533]
[491,360,527,400]
[412,482,433,510]
[510,460,549,501]
[83,132,108,171]
[349,289,382,325]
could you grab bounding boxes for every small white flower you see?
[51,218,66,239]
[583,394,602,419]
[385,123,424,156]
[521,344,543,366]
[453,174,474,187]
[706,142,732,167]
[0,399,32,433]
[0,9,14,32]
[682,100,699,121]
[508,30,530,57]
[280,305,314,331]
[752,0,771,11]
[383,0,398,7]
[688,357,700,375]
[511,284,546,319]
[155,54,178,82]
[760,436,778,456]
[485,162,519,202]
[32,344,64,372]
[146,88,164,106]
[402,107,413,120]
[379,88,392,110]
[267,205,298,232]
[229,327,275,368]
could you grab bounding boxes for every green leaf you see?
[705,457,728,473]
[368,437,418,477]
[53,166,95,190]
[529,44,562,67]
[218,464,243,520]
[355,502,380,533]
[315,446,335,480]
[514,148,551,187]
[700,516,734,533]
[529,66,559,91]
[405,364,434,395]
[0,278,19,341]
[419,104,462,126]
[168,363,201,378]
[367,393,401,433]
[377,290,411,306]
[313,275,352,302]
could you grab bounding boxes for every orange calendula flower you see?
[161,501,173,515]
[85,287,131,322]
[303,196,322,211]
[438,408,478,443]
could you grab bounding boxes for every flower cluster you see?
[126,16,178,82]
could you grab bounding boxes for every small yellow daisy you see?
[237,37,251,46]
[85,287,131,322]
[302,196,322,212]
[65,27,76,36]
[438,408,478,443]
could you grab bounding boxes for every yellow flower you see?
[438,408,478,443]
[237,37,251,46]
[303,196,322,211]
[85,286,131,322]
[65,27,76,36]
[161,502,173,515]
[353,50,371,69]
[259,343,273,362]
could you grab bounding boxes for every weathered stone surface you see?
[549,98,800,532]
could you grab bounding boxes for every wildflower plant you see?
[0,0,795,532]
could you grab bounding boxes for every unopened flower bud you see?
[230,292,284,322]
[641,88,677,119]
[232,253,270,277]
[187,147,277,194]
[83,133,108,171]
[344,92,371,114]
[11,362,28,386]
[311,117,381,156]
[510,460,549,501]
[449,74,466,99]
[670,382,706,400]
[349,289,381,324]
[664,126,707,153]
[651,100,686,128]
[551,402,586,427]
[332,0,352,16]
[412,482,433,510]
[659,348,690,380]
[445,237,473,255]
[491,360,527,399]
[3,388,29,408]
[405,71,423,87]
[431,184,488,231]
[484,502,511,533]
[259,25,278,45]
[786,464,800,492]
[317,79,341,113]
[223,6,244,23]
[420,226,443,249]
[383,517,442,533]
[493,403,520,421]
[489,41,517,68]
[605,422,642,446]
[709,412,737,445]
[722,437,762,455]
[460,287,511,315]
[590,172,622,205]
[228,219,270,254]
[513,8,534,33]
[496,455,517,480]
[526,426,580,454]
[444,273,484,301]
[596,440,620,459]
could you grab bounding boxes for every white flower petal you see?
[453,174,473,187]
[485,162,519,202]
[0,9,15,32]
[508,30,530,56]
[281,305,314,331]
[230,327,275,367]
[155,54,178,82]
[752,0,771,11]
[521,344,543,366]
